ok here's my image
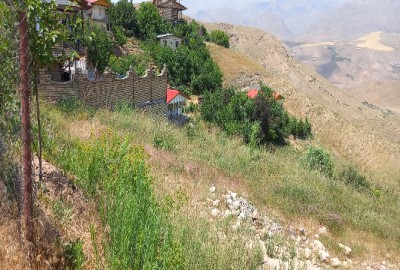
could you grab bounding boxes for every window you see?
[176,40,179,48]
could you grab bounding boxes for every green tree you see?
[136,2,171,40]
[85,22,113,73]
[107,0,137,37]
[209,29,230,48]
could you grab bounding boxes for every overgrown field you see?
[36,100,262,269]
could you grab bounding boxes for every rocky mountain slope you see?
[205,22,400,189]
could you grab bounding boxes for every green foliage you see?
[109,54,148,76]
[136,2,171,40]
[85,22,113,72]
[112,25,127,46]
[142,19,222,95]
[40,125,185,269]
[339,165,370,190]
[301,146,334,178]
[200,84,309,145]
[107,0,137,37]
[209,29,230,48]
[65,240,85,270]
[153,133,177,151]
[288,117,312,139]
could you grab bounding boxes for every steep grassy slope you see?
[38,101,400,266]
[205,23,400,190]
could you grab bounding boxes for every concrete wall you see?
[39,66,168,115]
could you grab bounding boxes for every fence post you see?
[19,10,33,244]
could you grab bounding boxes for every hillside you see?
[204,22,400,190]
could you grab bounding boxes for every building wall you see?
[159,36,182,50]
[39,66,168,115]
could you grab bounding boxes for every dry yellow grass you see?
[357,32,395,52]
[205,23,400,190]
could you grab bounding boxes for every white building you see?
[157,34,183,51]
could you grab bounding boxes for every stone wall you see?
[39,66,168,115]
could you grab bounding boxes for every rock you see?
[232,220,241,230]
[212,200,220,207]
[209,186,216,193]
[312,240,325,251]
[251,209,259,219]
[318,226,327,235]
[232,200,240,210]
[263,257,280,269]
[304,247,312,259]
[379,264,387,270]
[338,243,352,255]
[226,198,233,206]
[330,257,341,268]
[318,250,330,262]
[230,192,237,199]
[232,210,241,216]
[224,210,232,217]
[288,227,296,236]
[239,212,246,219]
[299,227,307,235]
[211,208,220,217]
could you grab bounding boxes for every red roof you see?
[247,89,259,99]
[166,88,190,104]
[247,89,284,101]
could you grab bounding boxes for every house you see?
[247,89,284,101]
[153,0,187,24]
[83,0,111,31]
[157,34,183,50]
[166,88,190,116]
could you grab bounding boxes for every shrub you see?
[107,0,137,37]
[153,134,176,151]
[339,165,370,190]
[301,146,334,178]
[209,29,230,48]
[85,22,113,73]
[113,26,127,46]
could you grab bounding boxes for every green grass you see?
[84,103,400,249]
[37,101,262,269]
[36,99,400,268]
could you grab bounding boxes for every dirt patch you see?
[356,32,395,52]
[68,119,106,141]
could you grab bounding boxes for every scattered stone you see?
[209,186,216,193]
[232,200,240,210]
[299,227,307,235]
[211,208,220,217]
[318,250,330,262]
[263,257,281,269]
[230,192,237,199]
[312,240,325,252]
[224,210,232,217]
[330,257,341,268]
[239,212,246,220]
[252,209,259,219]
[318,226,327,235]
[304,247,312,259]
[338,243,352,255]
[212,200,220,207]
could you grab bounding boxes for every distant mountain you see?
[189,0,400,41]
[300,0,400,41]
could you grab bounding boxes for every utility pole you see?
[19,10,33,244]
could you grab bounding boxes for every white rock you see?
[226,198,233,206]
[304,247,312,259]
[239,212,246,219]
[232,200,241,210]
[318,250,330,262]
[211,208,220,217]
[232,210,241,216]
[212,200,220,207]
[315,233,319,239]
[230,192,237,199]
[232,220,241,230]
[318,226,328,235]
[252,209,259,219]
[338,243,352,255]
[312,240,325,251]
[209,186,216,193]
[379,265,387,270]
[330,257,341,268]
[224,210,232,217]
[263,257,280,269]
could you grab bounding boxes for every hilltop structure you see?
[153,0,187,24]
